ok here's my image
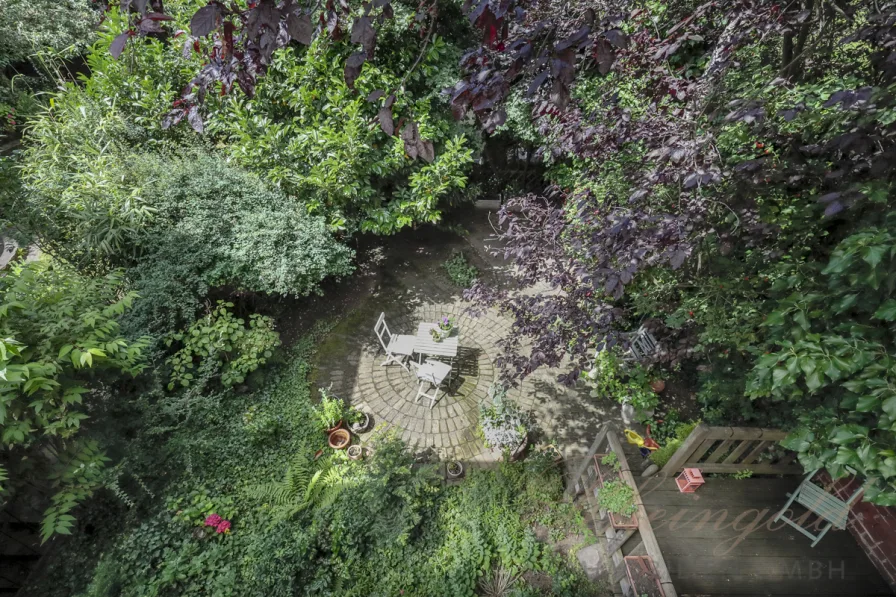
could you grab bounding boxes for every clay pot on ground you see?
[326,420,344,435]
[649,379,666,393]
[347,444,363,460]
[328,429,351,450]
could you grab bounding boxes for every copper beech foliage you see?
[464,1,896,382]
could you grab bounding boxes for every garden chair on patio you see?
[622,326,659,362]
[773,469,864,547]
[410,359,452,409]
[374,313,416,372]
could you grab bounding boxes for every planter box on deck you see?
[624,555,665,597]
[590,454,639,530]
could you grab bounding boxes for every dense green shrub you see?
[17,91,153,265]
[0,259,150,540]
[66,3,475,235]
[0,0,98,132]
[139,151,355,297]
[443,251,479,288]
[165,301,281,390]
[747,222,896,504]
[0,0,96,68]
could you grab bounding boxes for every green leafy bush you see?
[443,251,479,287]
[582,350,658,414]
[18,91,154,265]
[56,3,475,236]
[0,0,96,69]
[748,221,896,505]
[312,388,347,431]
[0,259,150,540]
[0,0,98,133]
[165,301,281,390]
[139,151,355,297]
[117,151,355,338]
[649,421,701,469]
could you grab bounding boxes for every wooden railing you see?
[659,423,802,477]
[567,425,678,597]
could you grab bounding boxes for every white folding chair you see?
[410,359,452,409]
[623,326,659,362]
[374,313,416,371]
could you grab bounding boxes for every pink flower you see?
[204,513,222,527]
[216,520,231,534]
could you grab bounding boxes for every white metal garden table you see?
[413,322,459,363]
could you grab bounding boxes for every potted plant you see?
[347,444,363,460]
[314,388,347,434]
[591,452,638,529]
[583,350,659,420]
[431,315,456,342]
[328,428,351,450]
[479,382,531,461]
[447,461,464,479]
[349,409,371,434]
[596,479,638,529]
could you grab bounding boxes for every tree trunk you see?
[782,0,815,80]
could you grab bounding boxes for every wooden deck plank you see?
[674,575,890,596]
[633,476,889,596]
[657,537,881,560]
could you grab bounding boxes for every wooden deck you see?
[634,476,891,596]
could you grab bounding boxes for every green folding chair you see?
[773,469,864,547]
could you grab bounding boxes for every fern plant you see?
[478,568,521,597]
[248,453,349,517]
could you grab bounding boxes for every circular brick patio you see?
[321,302,539,461]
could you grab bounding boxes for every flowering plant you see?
[204,513,222,527]
[438,316,455,331]
[203,513,232,534]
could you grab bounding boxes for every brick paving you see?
[316,297,616,464]
[320,301,539,462]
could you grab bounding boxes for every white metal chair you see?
[410,359,452,409]
[622,326,659,362]
[374,313,416,371]
[773,469,865,547]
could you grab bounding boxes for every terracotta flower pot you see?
[325,420,344,434]
[649,379,666,393]
[328,429,351,450]
[347,444,363,460]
